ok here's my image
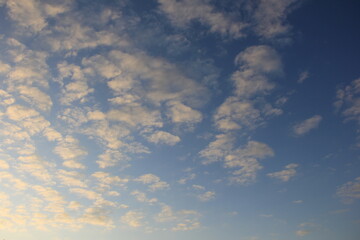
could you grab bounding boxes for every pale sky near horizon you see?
[0,0,359,239]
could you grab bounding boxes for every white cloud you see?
[166,101,203,124]
[131,190,158,204]
[335,78,360,128]
[296,230,310,237]
[96,149,127,169]
[15,85,52,111]
[5,0,70,32]
[199,134,235,164]
[201,137,274,184]
[121,210,144,228]
[293,115,322,136]
[226,141,274,184]
[252,0,299,38]
[197,191,215,202]
[267,163,298,182]
[157,0,246,38]
[178,173,196,184]
[80,207,114,229]
[135,173,170,191]
[70,188,101,201]
[17,155,54,182]
[214,98,261,131]
[5,105,50,135]
[107,106,163,128]
[232,45,281,97]
[298,70,309,83]
[336,177,360,203]
[147,131,181,146]
[92,171,128,189]
[57,170,87,188]
[54,136,87,169]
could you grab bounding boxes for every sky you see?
[0,0,359,239]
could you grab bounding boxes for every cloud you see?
[199,134,235,164]
[197,191,215,202]
[298,70,309,83]
[121,210,144,228]
[252,0,299,38]
[57,170,87,188]
[295,230,310,237]
[53,136,87,169]
[293,115,322,136]
[17,155,54,183]
[336,177,360,203]
[267,163,298,182]
[213,46,283,131]
[131,190,158,204]
[135,173,170,191]
[201,136,274,184]
[166,101,202,124]
[70,188,101,201]
[157,0,246,38]
[15,85,52,111]
[335,78,360,127]
[80,207,114,229]
[146,131,181,146]
[5,0,70,32]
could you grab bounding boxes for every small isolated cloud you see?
[296,230,310,237]
[267,163,298,182]
[121,210,144,228]
[131,190,158,204]
[147,131,181,146]
[157,0,246,38]
[135,173,170,191]
[252,0,299,39]
[293,115,322,136]
[336,176,360,203]
[298,71,309,83]
[292,200,303,204]
[197,191,215,202]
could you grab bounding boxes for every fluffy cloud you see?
[267,163,298,182]
[166,101,202,124]
[295,230,310,237]
[336,177,360,203]
[146,131,181,145]
[213,46,283,132]
[131,190,158,204]
[5,0,70,32]
[252,0,299,38]
[197,191,215,202]
[135,174,170,191]
[335,78,360,124]
[201,136,274,184]
[121,210,144,228]
[157,0,246,38]
[226,141,274,184]
[293,115,322,136]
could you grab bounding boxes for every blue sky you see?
[0,0,359,239]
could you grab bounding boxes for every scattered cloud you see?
[197,191,216,202]
[135,174,170,191]
[146,131,181,146]
[298,70,309,83]
[293,115,322,136]
[336,176,360,204]
[267,163,298,182]
[121,210,145,228]
[296,229,310,237]
[157,0,247,38]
